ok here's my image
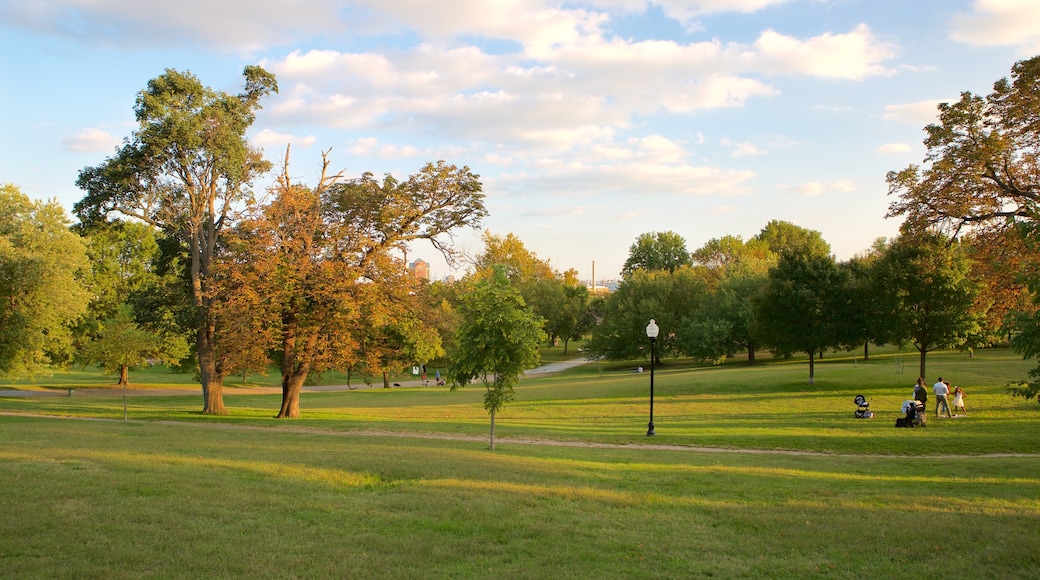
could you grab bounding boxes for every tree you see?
[691,234,775,285]
[680,270,767,364]
[884,55,1040,371]
[886,56,1040,239]
[871,233,982,379]
[80,304,188,389]
[475,232,590,353]
[223,151,486,417]
[474,231,555,283]
[0,184,91,375]
[756,251,847,384]
[585,267,707,362]
[685,235,775,364]
[754,220,831,258]
[448,267,545,450]
[75,66,278,415]
[621,231,692,277]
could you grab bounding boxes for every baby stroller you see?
[896,400,926,427]
[854,394,873,419]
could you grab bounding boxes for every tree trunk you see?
[277,371,306,418]
[192,231,226,415]
[117,364,129,389]
[198,324,227,415]
[489,407,496,450]
[747,346,756,365]
[383,370,391,388]
[808,350,815,385]
[563,338,569,355]
[864,341,869,360]
[918,347,927,382]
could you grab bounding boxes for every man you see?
[933,376,952,418]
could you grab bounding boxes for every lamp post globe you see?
[646,319,659,436]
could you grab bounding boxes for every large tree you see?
[871,233,982,380]
[0,184,91,375]
[756,250,847,384]
[685,235,776,364]
[585,267,707,363]
[448,267,545,450]
[75,66,278,414]
[885,55,1040,384]
[225,151,487,417]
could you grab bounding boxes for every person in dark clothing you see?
[913,377,928,415]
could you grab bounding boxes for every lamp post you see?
[646,319,659,436]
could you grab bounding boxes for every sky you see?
[3,0,1040,283]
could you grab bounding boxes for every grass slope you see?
[1,347,1039,578]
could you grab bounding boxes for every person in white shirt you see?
[933,377,952,418]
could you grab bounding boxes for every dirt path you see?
[3,410,1039,459]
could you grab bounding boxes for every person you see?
[913,377,928,415]
[421,364,428,386]
[933,377,952,418]
[952,385,967,415]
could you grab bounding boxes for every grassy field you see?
[2,347,1039,578]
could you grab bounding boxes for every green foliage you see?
[872,233,982,378]
[0,184,91,375]
[756,250,847,383]
[79,304,188,386]
[753,219,831,258]
[621,230,692,278]
[448,267,546,439]
[585,267,707,362]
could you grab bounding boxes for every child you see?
[952,386,967,415]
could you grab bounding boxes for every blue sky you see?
[3,0,1039,282]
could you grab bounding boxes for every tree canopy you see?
[621,231,692,278]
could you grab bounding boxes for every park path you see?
[0,358,590,398]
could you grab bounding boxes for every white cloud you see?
[348,137,420,158]
[721,138,764,158]
[0,0,346,50]
[251,129,317,148]
[780,180,857,197]
[877,143,913,153]
[499,159,755,198]
[883,100,949,126]
[61,128,120,153]
[950,0,1040,54]
[748,24,897,80]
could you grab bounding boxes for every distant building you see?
[587,279,618,294]
[408,259,430,280]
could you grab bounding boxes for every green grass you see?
[1,347,1039,578]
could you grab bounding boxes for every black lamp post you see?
[646,318,659,436]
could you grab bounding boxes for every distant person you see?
[913,377,929,415]
[952,385,967,415]
[933,377,952,418]
[421,364,428,386]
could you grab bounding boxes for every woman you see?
[913,377,928,415]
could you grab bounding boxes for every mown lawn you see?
[1,347,1038,578]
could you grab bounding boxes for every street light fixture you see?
[646,318,659,436]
